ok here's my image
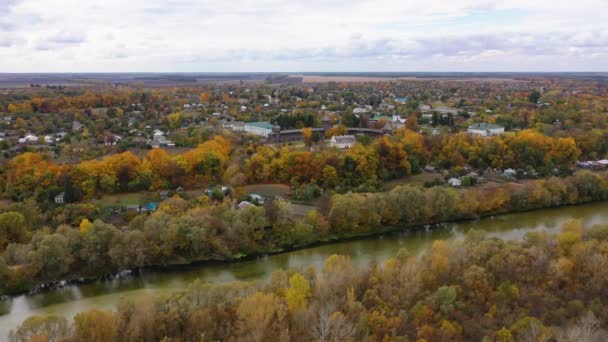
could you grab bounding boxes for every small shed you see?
[424,165,437,173]
[127,205,140,212]
[503,168,517,177]
[54,192,65,204]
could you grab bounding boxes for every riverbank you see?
[3,200,608,338]
[2,170,608,298]
[4,194,607,299]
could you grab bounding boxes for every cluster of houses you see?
[14,132,67,145]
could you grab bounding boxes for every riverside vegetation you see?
[1,169,608,296]
[8,223,608,341]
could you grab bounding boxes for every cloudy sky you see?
[1,0,607,72]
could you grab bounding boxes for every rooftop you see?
[245,121,273,130]
[469,123,503,130]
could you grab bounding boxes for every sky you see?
[1,0,608,72]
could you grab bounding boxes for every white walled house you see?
[18,134,38,144]
[467,123,504,137]
[244,122,273,137]
[330,135,356,149]
[448,178,462,187]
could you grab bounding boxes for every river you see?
[1,202,608,338]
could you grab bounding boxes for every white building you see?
[231,121,245,132]
[330,135,356,149]
[467,123,504,137]
[54,192,65,204]
[392,115,406,129]
[448,178,462,187]
[18,134,38,144]
[244,122,273,137]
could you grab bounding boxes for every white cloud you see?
[0,0,607,71]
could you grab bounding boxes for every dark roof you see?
[469,123,503,130]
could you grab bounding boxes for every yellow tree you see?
[285,273,311,314]
[7,103,18,113]
[301,127,313,147]
[79,219,93,234]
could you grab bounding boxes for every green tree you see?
[0,212,29,251]
[28,234,72,279]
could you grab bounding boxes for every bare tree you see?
[310,302,356,342]
[311,303,335,342]
[556,311,607,342]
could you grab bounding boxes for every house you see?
[225,121,246,132]
[330,135,356,149]
[419,104,431,113]
[159,191,169,200]
[240,106,247,112]
[424,165,437,173]
[126,205,140,212]
[448,178,462,187]
[353,107,369,114]
[394,97,408,104]
[390,115,406,129]
[152,130,166,142]
[249,194,265,204]
[176,186,184,193]
[44,135,55,144]
[54,192,65,204]
[433,107,459,116]
[141,202,157,212]
[467,123,505,137]
[244,122,273,137]
[150,129,175,147]
[105,134,121,146]
[18,134,38,144]
[503,168,517,177]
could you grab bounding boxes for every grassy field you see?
[383,172,444,191]
[92,192,157,207]
[241,184,291,198]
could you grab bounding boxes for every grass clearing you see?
[92,192,157,207]
[383,173,444,191]
[241,184,291,198]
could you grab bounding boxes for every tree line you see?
[1,170,607,296]
[245,128,581,190]
[3,136,231,201]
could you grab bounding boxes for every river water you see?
[1,202,608,338]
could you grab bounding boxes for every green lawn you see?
[241,184,291,198]
[92,192,157,207]
[382,173,444,191]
